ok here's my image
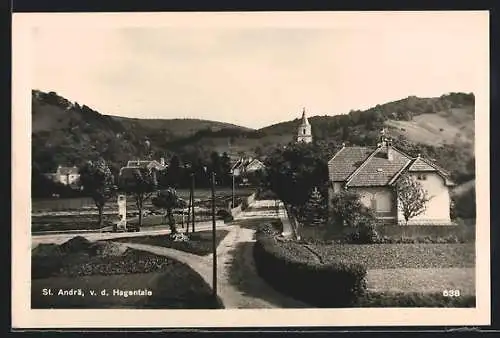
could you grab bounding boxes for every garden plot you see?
[31,237,222,309]
[309,243,475,295]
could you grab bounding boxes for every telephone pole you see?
[191,172,195,233]
[211,171,217,299]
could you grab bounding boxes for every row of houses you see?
[42,155,266,187]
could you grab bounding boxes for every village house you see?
[327,133,455,225]
[126,157,167,171]
[231,157,266,177]
[119,158,168,184]
[44,165,80,187]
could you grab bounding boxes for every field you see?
[308,243,475,296]
[31,188,255,232]
[32,188,255,212]
[384,108,474,151]
[31,238,222,309]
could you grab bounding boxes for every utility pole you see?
[211,171,217,299]
[231,169,235,208]
[191,172,195,233]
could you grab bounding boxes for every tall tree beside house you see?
[264,142,329,237]
[119,167,158,227]
[328,190,377,243]
[151,188,187,235]
[79,159,116,227]
[394,173,431,225]
[302,187,327,226]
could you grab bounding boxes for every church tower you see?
[297,108,313,143]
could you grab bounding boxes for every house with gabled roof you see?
[44,165,80,187]
[119,158,167,186]
[126,158,167,171]
[231,157,266,177]
[328,133,455,225]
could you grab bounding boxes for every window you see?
[417,174,427,180]
[303,128,306,134]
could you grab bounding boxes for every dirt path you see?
[121,200,309,309]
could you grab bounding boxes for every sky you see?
[29,11,488,129]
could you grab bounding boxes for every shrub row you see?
[253,226,367,307]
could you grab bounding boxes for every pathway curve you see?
[122,199,309,309]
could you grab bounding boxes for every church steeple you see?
[297,108,312,143]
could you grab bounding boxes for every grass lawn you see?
[308,243,475,298]
[109,230,230,256]
[310,243,475,269]
[32,214,116,232]
[31,239,222,309]
[366,268,475,296]
[355,291,475,307]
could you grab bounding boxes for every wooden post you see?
[232,170,235,208]
[191,173,195,233]
[211,172,217,299]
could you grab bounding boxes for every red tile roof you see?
[407,158,436,172]
[328,144,455,188]
[346,148,412,187]
[328,146,374,182]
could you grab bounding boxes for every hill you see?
[31,90,251,173]
[31,90,475,186]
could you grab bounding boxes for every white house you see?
[44,166,80,186]
[327,135,455,225]
[126,158,167,171]
[231,157,266,177]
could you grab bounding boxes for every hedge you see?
[253,225,367,307]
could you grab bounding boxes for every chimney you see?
[386,138,393,161]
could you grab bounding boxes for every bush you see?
[253,231,367,307]
[344,219,379,244]
[216,209,234,222]
[256,221,282,236]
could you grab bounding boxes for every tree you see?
[302,187,327,226]
[328,190,377,242]
[264,142,329,238]
[329,190,374,228]
[79,159,116,227]
[161,155,181,188]
[119,167,158,227]
[151,188,187,234]
[220,152,232,186]
[394,173,430,225]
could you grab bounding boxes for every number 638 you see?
[443,290,461,297]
